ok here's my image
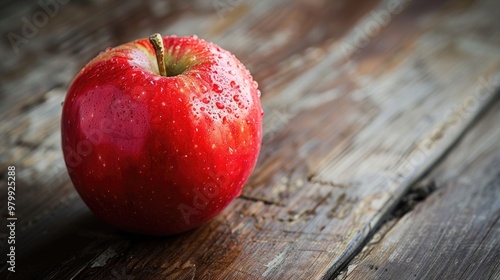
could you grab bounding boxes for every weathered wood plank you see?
[0,0,499,279]
[342,101,500,280]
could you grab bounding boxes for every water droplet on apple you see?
[246,120,251,124]
[200,107,205,111]
[230,81,237,88]
[178,98,183,102]
[252,80,258,88]
[235,113,239,118]
[201,85,208,93]
[257,90,261,97]
[233,95,240,102]
[261,109,265,116]
[222,116,227,124]
[202,98,209,104]
[190,34,198,39]
[216,102,224,109]
[212,84,223,93]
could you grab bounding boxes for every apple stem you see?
[149,33,167,77]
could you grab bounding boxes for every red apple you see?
[61,34,263,235]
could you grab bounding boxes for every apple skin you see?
[61,35,262,235]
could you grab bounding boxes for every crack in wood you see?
[390,180,437,219]
[307,172,351,189]
[238,195,284,206]
[309,178,350,189]
[14,139,43,150]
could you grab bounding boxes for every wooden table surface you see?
[1,0,499,279]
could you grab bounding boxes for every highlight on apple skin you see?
[61,34,263,235]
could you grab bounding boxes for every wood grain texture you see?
[342,101,500,280]
[0,0,499,279]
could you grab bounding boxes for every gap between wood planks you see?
[328,90,500,279]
